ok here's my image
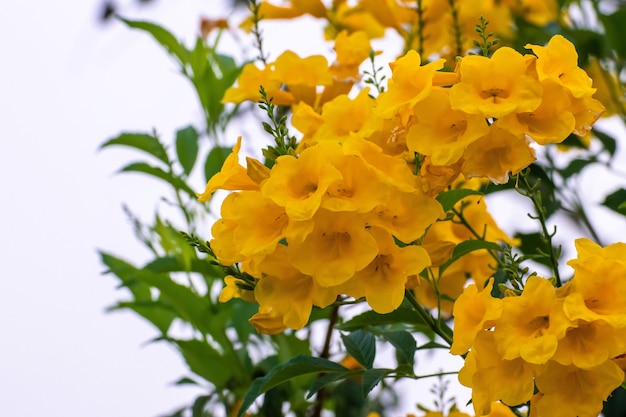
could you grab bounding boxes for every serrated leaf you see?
[338,307,427,331]
[439,240,502,275]
[436,189,482,212]
[204,146,232,183]
[176,125,199,176]
[119,18,189,63]
[100,132,169,164]
[361,368,390,397]
[602,188,626,215]
[382,331,416,366]
[238,355,348,417]
[118,162,197,198]
[341,330,376,369]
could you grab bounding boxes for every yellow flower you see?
[507,0,557,26]
[222,64,293,105]
[552,319,626,369]
[253,247,336,330]
[322,153,390,213]
[270,51,333,106]
[261,141,343,221]
[498,80,575,145]
[219,275,255,303]
[239,0,327,30]
[330,30,372,80]
[365,188,444,244]
[570,94,605,139]
[312,88,380,143]
[197,136,259,202]
[533,360,625,417]
[450,278,503,355]
[217,191,289,258]
[563,260,626,328]
[450,47,542,118]
[418,157,463,197]
[249,306,287,335]
[287,209,379,287]
[461,124,536,184]
[584,57,626,116]
[526,34,595,99]
[376,51,445,122]
[351,227,430,313]
[478,401,517,417]
[458,331,535,416]
[493,276,572,364]
[325,2,386,39]
[407,88,490,165]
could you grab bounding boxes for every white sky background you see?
[1,1,626,417]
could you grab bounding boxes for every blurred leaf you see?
[594,128,618,157]
[119,18,189,63]
[436,189,482,212]
[118,162,197,198]
[514,232,553,267]
[560,157,596,179]
[191,395,212,417]
[174,339,234,388]
[238,356,348,417]
[154,218,196,272]
[144,255,217,276]
[341,330,376,369]
[600,8,626,60]
[381,331,416,367]
[176,125,199,176]
[439,240,502,275]
[108,299,175,334]
[173,377,200,386]
[602,188,626,216]
[361,368,390,397]
[204,146,232,183]
[99,252,151,301]
[101,132,168,164]
[338,307,427,331]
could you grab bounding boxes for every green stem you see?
[518,174,562,286]
[404,290,453,346]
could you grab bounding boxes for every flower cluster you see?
[245,0,557,59]
[452,238,626,417]
[201,32,604,335]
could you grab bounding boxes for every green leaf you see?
[119,18,189,63]
[306,371,352,399]
[176,125,199,176]
[602,188,626,216]
[100,132,169,164]
[593,128,617,157]
[600,8,626,59]
[436,189,482,212]
[382,331,416,367]
[361,368,390,397]
[341,330,376,369]
[338,307,427,331]
[439,239,502,276]
[560,157,596,179]
[174,339,232,388]
[204,146,232,183]
[173,377,200,386]
[108,299,175,334]
[238,356,348,417]
[99,252,151,301]
[118,162,197,199]
[191,395,212,417]
[514,232,553,267]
